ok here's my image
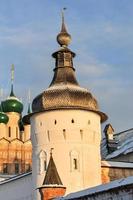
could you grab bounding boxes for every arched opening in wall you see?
[88,120,91,125]
[3,163,8,174]
[15,163,19,174]
[71,119,74,123]
[70,150,79,172]
[25,164,31,172]
[54,120,57,125]
[39,151,47,174]
[8,127,11,137]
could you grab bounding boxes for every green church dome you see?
[0,105,9,124]
[2,96,23,114]
[2,85,23,114]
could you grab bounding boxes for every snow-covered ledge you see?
[101,160,133,168]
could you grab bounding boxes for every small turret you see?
[39,150,66,200]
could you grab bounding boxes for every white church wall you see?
[0,172,32,200]
[31,109,101,197]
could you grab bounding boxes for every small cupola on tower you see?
[2,65,23,114]
[39,150,66,200]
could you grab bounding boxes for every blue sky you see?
[0,0,133,132]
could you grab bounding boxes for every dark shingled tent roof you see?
[43,154,63,185]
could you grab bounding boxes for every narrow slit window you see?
[9,127,11,137]
[16,127,18,138]
[88,120,91,125]
[44,160,47,171]
[71,119,74,123]
[73,158,78,170]
[63,129,66,140]
[70,150,79,171]
[47,131,50,142]
[80,130,83,140]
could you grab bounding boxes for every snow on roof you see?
[106,139,133,159]
[57,176,133,199]
[0,171,32,185]
[101,160,133,168]
[114,128,133,136]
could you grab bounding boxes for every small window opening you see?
[54,120,57,125]
[15,163,19,174]
[44,160,47,171]
[25,164,31,172]
[73,158,78,170]
[40,122,42,126]
[63,129,66,140]
[88,120,91,125]
[71,119,74,123]
[80,130,83,140]
[9,127,11,137]
[3,163,8,174]
[16,127,18,138]
[47,131,50,142]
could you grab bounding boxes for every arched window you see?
[3,163,8,174]
[70,150,79,171]
[15,163,19,174]
[39,150,47,174]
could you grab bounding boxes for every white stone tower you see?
[30,11,107,200]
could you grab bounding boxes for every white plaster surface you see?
[31,109,101,199]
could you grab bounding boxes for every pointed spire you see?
[10,64,15,97]
[61,8,68,33]
[0,89,3,112]
[43,149,63,185]
[27,89,31,114]
[57,8,71,47]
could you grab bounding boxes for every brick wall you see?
[39,186,66,200]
